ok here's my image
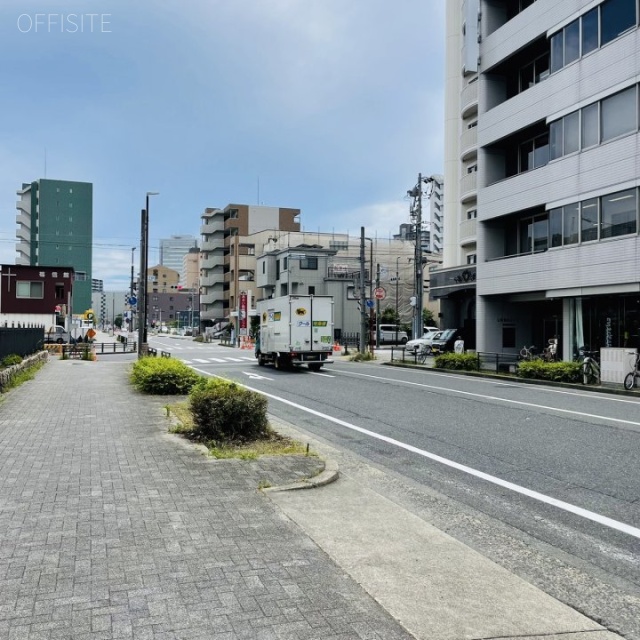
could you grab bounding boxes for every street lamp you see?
[138,191,159,358]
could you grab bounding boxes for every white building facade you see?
[450,0,640,358]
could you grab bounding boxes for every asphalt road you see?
[149,336,640,639]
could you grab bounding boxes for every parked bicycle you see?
[623,351,640,390]
[416,343,430,364]
[579,347,601,385]
[518,345,539,361]
[542,338,558,362]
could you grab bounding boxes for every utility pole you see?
[130,247,136,333]
[359,227,367,353]
[375,263,381,348]
[137,208,147,357]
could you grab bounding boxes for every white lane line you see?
[190,366,640,540]
[225,357,245,362]
[241,357,256,361]
[193,358,210,363]
[335,370,640,428]
[208,358,227,363]
[311,372,335,377]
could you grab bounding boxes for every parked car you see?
[405,329,442,355]
[374,324,408,345]
[430,329,465,353]
[44,326,71,344]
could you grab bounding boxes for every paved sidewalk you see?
[0,357,412,639]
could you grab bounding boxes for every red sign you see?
[374,287,386,300]
[239,291,248,335]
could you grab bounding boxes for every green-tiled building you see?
[16,179,93,313]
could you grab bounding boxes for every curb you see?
[263,459,340,493]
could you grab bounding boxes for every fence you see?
[0,327,44,360]
[390,348,520,374]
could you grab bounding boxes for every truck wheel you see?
[308,363,322,372]
[257,354,266,366]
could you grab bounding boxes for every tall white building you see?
[428,175,445,254]
[159,235,198,282]
[442,0,640,358]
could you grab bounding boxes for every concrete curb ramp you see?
[266,474,623,640]
[263,459,340,493]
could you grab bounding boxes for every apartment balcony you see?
[200,274,222,288]
[460,126,478,161]
[200,237,223,252]
[200,292,224,306]
[460,80,478,119]
[16,210,30,227]
[459,219,477,246]
[460,172,478,203]
[200,217,224,234]
[16,226,30,243]
[201,255,224,270]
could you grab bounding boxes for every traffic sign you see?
[366,299,375,309]
[128,296,137,306]
[374,287,386,300]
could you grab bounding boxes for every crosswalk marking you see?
[181,356,256,365]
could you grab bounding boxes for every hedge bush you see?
[516,360,582,383]
[434,352,479,371]
[1,354,23,368]
[189,378,269,443]
[130,357,202,394]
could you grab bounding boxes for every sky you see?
[0,0,445,290]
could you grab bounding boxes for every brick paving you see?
[0,358,412,640]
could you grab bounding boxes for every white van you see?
[374,324,408,345]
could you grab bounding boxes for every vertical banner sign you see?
[239,291,248,336]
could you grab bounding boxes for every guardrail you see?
[147,347,171,358]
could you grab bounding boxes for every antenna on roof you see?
[44,148,47,178]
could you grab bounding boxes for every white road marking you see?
[193,358,210,363]
[334,370,640,428]
[242,371,273,380]
[190,366,640,540]
[226,357,246,362]
[310,372,335,377]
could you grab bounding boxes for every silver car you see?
[405,329,442,355]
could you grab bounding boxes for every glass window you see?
[16,281,43,298]
[520,62,534,91]
[601,0,636,46]
[549,119,563,160]
[563,203,580,245]
[564,111,580,154]
[582,103,599,148]
[300,257,318,270]
[564,20,580,65]
[519,218,533,253]
[520,141,534,172]
[549,208,563,247]
[601,189,637,238]
[581,198,599,242]
[533,216,549,252]
[601,86,636,141]
[533,134,549,168]
[582,8,599,55]
[535,54,550,83]
[550,32,564,73]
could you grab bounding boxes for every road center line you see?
[190,367,640,540]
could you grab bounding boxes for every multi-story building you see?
[199,204,301,326]
[16,179,93,313]
[182,248,200,290]
[148,265,180,293]
[159,235,198,282]
[440,0,640,358]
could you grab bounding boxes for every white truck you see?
[256,295,334,371]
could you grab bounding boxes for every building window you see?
[55,284,64,299]
[601,86,637,141]
[16,281,44,299]
[600,189,637,238]
[466,254,477,265]
[283,257,288,270]
[466,209,477,219]
[601,0,636,45]
[308,286,316,295]
[300,257,318,270]
[467,164,477,173]
[551,0,636,74]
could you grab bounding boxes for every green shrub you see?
[189,378,269,443]
[130,357,202,394]
[434,352,479,371]
[1,354,23,368]
[516,360,582,382]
